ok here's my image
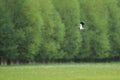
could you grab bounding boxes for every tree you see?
[36,0,65,62]
[8,0,43,63]
[0,0,17,65]
[106,0,120,58]
[78,0,111,60]
[88,0,110,59]
[77,0,93,60]
[52,0,82,61]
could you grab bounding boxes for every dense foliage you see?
[0,0,120,64]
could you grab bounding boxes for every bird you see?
[80,22,85,30]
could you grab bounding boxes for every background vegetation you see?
[0,0,120,65]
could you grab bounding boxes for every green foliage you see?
[0,0,18,64]
[2,0,43,63]
[106,0,120,57]
[0,0,120,64]
[78,0,111,59]
[53,0,82,60]
[36,0,65,62]
[89,0,110,59]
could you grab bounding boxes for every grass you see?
[0,63,120,80]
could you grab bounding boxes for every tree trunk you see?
[3,60,7,65]
[7,59,11,65]
[1,58,6,65]
[0,58,1,65]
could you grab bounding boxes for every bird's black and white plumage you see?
[80,22,85,30]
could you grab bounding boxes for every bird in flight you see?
[80,22,85,30]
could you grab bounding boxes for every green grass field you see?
[0,63,120,80]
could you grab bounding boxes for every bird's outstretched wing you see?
[80,24,84,30]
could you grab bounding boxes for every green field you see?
[0,63,120,80]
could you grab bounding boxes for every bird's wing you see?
[80,24,84,30]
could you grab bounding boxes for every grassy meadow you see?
[0,63,120,80]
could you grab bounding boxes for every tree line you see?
[0,0,120,65]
